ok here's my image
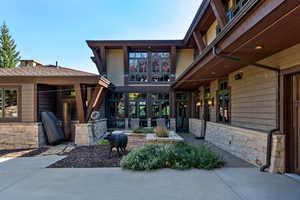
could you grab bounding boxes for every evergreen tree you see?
[0,22,20,68]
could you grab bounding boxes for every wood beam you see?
[193,31,206,53]
[100,46,107,76]
[123,46,129,84]
[74,83,86,123]
[85,85,104,121]
[171,46,177,74]
[210,0,227,28]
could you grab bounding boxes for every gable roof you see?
[0,65,99,77]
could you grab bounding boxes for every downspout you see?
[212,47,281,172]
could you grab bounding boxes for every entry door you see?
[176,101,188,132]
[292,75,300,175]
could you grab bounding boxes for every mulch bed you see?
[0,147,49,158]
[47,145,128,168]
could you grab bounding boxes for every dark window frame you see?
[0,86,22,122]
[217,79,231,124]
[128,51,171,83]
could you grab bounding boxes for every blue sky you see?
[0,0,202,73]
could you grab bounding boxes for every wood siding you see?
[107,49,124,86]
[204,20,218,45]
[21,83,35,122]
[37,85,57,119]
[229,66,278,131]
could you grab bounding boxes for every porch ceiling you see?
[173,1,300,90]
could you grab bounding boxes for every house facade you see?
[0,64,110,149]
[88,0,300,175]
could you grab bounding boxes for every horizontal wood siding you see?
[37,85,57,118]
[229,66,278,131]
[21,84,35,122]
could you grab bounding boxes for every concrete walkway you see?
[0,156,300,200]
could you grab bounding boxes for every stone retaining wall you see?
[0,123,47,149]
[189,118,204,138]
[189,120,285,173]
[205,122,268,167]
[75,119,107,146]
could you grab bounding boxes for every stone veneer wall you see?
[75,119,107,146]
[192,121,285,173]
[205,122,268,166]
[0,123,47,149]
[189,118,204,138]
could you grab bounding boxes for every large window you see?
[151,93,170,118]
[107,93,125,129]
[129,51,171,83]
[151,52,171,82]
[129,52,148,82]
[217,80,230,123]
[128,93,147,119]
[0,88,19,120]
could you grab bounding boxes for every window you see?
[129,52,148,82]
[217,80,230,123]
[151,93,170,118]
[151,52,171,82]
[107,93,125,129]
[128,51,171,83]
[0,88,19,120]
[128,93,147,119]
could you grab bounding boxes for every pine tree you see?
[0,22,21,68]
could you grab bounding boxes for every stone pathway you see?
[179,133,254,168]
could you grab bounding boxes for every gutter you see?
[260,129,279,172]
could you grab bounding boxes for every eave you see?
[172,0,300,90]
[86,40,186,49]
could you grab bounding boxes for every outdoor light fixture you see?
[196,101,203,107]
[207,98,215,106]
[255,45,263,50]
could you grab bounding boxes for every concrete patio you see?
[0,155,299,200]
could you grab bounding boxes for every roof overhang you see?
[86,40,188,49]
[172,0,300,90]
[0,76,111,87]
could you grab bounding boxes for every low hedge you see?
[120,143,224,170]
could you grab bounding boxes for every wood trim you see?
[193,31,206,53]
[33,83,37,122]
[100,46,107,75]
[210,0,227,28]
[74,83,85,123]
[171,46,177,73]
[123,46,129,85]
[281,65,300,75]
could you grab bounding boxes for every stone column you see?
[125,118,129,129]
[170,118,176,131]
[269,135,285,173]
[147,118,152,128]
[131,118,140,129]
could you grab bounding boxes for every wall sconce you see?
[196,102,201,107]
[208,98,215,106]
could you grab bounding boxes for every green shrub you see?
[120,143,224,170]
[132,127,154,134]
[98,140,109,145]
[154,126,169,138]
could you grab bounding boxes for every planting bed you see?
[48,145,128,168]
